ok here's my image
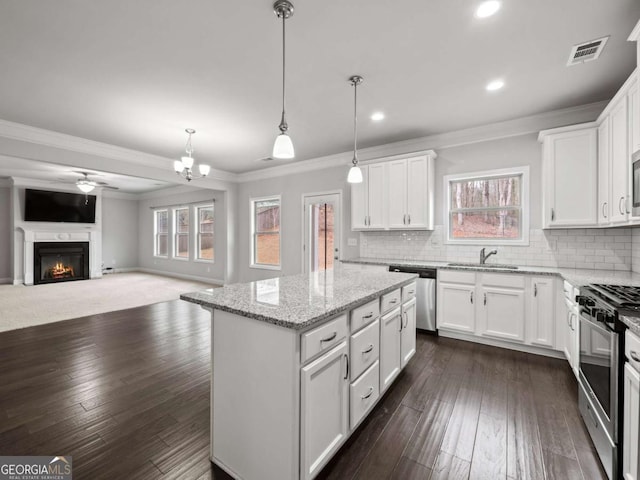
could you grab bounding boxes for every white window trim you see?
[250,194,282,271]
[153,209,169,258]
[443,166,530,246]
[193,202,215,264]
[173,206,190,260]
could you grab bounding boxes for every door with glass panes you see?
[303,193,341,273]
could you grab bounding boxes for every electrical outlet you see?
[347,237,357,247]
[112,259,116,265]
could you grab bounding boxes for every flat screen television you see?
[24,188,96,223]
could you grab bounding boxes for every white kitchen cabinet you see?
[629,75,640,158]
[351,151,436,231]
[563,297,579,375]
[300,341,349,480]
[437,281,476,333]
[598,117,611,225]
[379,306,402,393]
[539,124,598,228]
[623,362,640,480]
[350,163,386,230]
[478,284,526,343]
[610,96,630,224]
[528,277,556,348]
[388,155,434,229]
[401,297,417,367]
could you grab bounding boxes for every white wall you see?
[0,185,11,282]
[102,195,139,270]
[236,165,360,282]
[137,187,227,284]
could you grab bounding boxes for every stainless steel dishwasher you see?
[389,265,437,333]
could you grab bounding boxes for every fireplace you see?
[34,242,90,285]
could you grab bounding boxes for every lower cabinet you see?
[437,270,560,353]
[563,297,579,375]
[300,341,349,480]
[380,306,402,392]
[401,297,417,367]
[623,362,640,480]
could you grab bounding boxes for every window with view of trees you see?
[154,210,168,257]
[174,207,189,259]
[197,205,214,260]
[251,196,281,268]
[445,168,529,245]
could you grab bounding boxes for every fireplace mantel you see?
[18,227,102,285]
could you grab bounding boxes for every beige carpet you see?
[0,272,217,332]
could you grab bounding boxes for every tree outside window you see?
[445,168,529,245]
[197,205,214,260]
[252,197,280,268]
[174,207,189,258]
[154,210,168,257]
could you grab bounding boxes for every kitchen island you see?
[181,269,418,480]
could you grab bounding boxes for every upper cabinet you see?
[539,124,598,228]
[351,151,436,231]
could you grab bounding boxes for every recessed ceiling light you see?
[486,79,505,91]
[371,112,385,121]
[475,1,501,18]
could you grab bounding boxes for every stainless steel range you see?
[576,284,633,480]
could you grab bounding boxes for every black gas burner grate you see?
[589,284,640,309]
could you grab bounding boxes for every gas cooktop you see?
[582,284,640,311]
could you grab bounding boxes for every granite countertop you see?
[180,270,417,330]
[342,257,640,287]
[621,315,640,337]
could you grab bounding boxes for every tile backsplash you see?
[360,226,633,271]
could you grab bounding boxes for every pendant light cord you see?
[280,14,287,132]
[352,81,358,165]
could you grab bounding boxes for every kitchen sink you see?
[447,262,519,270]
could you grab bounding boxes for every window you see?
[174,207,189,259]
[196,204,214,261]
[154,210,168,257]
[251,196,281,269]
[444,167,529,245]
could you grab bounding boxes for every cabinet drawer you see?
[402,282,417,303]
[381,289,401,314]
[439,270,475,284]
[481,273,525,288]
[301,314,348,364]
[563,280,578,302]
[626,329,640,372]
[350,319,379,381]
[350,360,380,430]
[351,299,380,333]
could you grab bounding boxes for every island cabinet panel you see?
[350,318,380,381]
[301,341,349,480]
[401,297,417,367]
[350,298,379,333]
[380,306,402,393]
[350,360,380,429]
[301,314,348,363]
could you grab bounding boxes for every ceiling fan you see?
[54,171,119,193]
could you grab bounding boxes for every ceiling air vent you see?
[567,36,609,66]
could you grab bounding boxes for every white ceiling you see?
[0,0,639,175]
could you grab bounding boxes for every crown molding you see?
[628,19,640,41]
[0,119,237,183]
[137,184,208,200]
[538,121,600,142]
[235,100,608,183]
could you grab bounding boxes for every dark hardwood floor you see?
[0,300,606,480]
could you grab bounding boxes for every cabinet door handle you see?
[602,202,608,218]
[620,196,625,215]
[626,195,631,214]
[630,351,640,363]
[551,208,555,221]
[470,292,473,304]
[362,344,374,354]
[363,313,374,319]
[484,293,487,306]
[534,284,538,297]
[343,354,349,380]
[389,299,398,305]
[408,214,411,225]
[320,332,337,343]
[403,214,407,225]
[403,312,409,329]
[361,387,374,399]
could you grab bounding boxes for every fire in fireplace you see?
[34,242,89,285]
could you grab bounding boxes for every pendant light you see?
[347,75,364,184]
[272,0,295,159]
[173,129,211,182]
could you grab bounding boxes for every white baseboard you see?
[135,267,224,286]
[13,278,24,286]
[438,330,566,359]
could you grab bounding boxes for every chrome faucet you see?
[480,248,498,264]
